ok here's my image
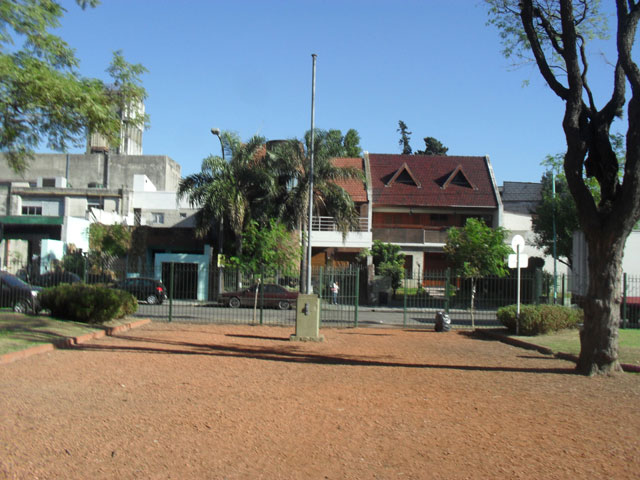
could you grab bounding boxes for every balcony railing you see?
[373,227,449,244]
[311,216,369,232]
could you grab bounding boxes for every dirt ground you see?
[1,322,638,480]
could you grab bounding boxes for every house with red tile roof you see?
[309,157,372,267]
[366,153,502,277]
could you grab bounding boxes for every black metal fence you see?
[2,255,639,329]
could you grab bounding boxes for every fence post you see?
[354,266,359,328]
[403,269,407,327]
[561,274,566,306]
[445,268,451,314]
[622,272,628,329]
[535,269,542,305]
[168,262,174,322]
[257,266,263,325]
[83,254,88,283]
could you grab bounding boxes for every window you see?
[134,208,141,226]
[42,178,56,188]
[430,213,449,226]
[22,206,42,215]
[87,197,103,210]
[151,212,165,224]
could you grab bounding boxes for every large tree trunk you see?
[576,232,626,375]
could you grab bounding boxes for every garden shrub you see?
[39,284,137,324]
[497,304,583,335]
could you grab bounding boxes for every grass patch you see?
[0,312,129,356]
[513,328,640,366]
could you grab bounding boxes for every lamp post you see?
[211,128,225,295]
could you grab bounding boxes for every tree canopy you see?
[486,0,640,375]
[415,136,449,155]
[230,219,300,273]
[0,0,147,172]
[304,128,363,158]
[359,240,405,296]
[177,132,273,257]
[397,120,412,154]
[444,218,511,327]
[531,170,580,269]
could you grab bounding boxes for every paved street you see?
[134,301,501,328]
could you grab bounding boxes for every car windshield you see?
[2,274,30,288]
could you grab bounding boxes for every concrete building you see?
[0,154,207,296]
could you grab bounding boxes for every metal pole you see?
[403,269,407,327]
[552,171,557,303]
[306,54,317,295]
[516,244,521,336]
[169,262,174,322]
[212,129,225,297]
[354,266,359,328]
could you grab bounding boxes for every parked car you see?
[219,283,298,310]
[0,271,41,314]
[29,271,82,288]
[113,277,167,304]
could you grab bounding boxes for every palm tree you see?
[265,134,364,291]
[177,132,273,258]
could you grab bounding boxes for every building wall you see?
[502,211,569,275]
[0,153,181,192]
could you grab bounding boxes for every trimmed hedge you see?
[40,284,137,324]
[497,304,583,336]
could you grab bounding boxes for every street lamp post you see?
[211,128,225,295]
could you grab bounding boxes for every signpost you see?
[509,235,528,335]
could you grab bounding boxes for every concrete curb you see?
[475,329,640,373]
[0,318,151,365]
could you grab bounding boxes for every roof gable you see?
[385,162,421,188]
[439,165,477,190]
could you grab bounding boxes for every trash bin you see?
[435,311,451,332]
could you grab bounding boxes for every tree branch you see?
[520,0,570,100]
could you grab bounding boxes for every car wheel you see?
[229,297,241,308]
[277,300,290,310]
[13,299,30,314]
[146,294,158,305]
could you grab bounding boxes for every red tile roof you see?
[332,157,367,202]
[368,154,498,208]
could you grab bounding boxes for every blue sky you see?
[54,0,631,186]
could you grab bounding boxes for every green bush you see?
[39,284,138,324]
[497,304,583,335]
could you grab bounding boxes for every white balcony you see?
[310,216,372,248]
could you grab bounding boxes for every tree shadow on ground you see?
[67,332,578,375]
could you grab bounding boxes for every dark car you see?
[219,283,298,310]
[114,277,167,304]
[0,271,41,314]
[30,271,82,288]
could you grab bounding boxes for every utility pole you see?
[306,54,317,295]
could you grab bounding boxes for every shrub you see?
[40,284,138,324]
[497,304,583,335]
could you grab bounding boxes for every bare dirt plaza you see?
[1,322,638,479]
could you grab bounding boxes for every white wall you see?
[40,239,65,273]
[63,217,90,252]
[503,211,569,275]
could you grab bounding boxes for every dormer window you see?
[440,165,477,190]
[385,162,421,188]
